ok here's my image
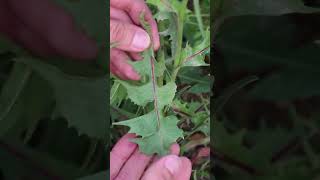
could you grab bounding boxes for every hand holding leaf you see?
[113,13,183,156]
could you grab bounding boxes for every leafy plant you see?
[213,0,320,179]
[111,0,210,178]
[0,0,107,179]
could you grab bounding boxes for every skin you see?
[0,0,98,60]
[110,0,160,80]
[110,1,192,179]
[0,0,154,79]
[110,134,192,180]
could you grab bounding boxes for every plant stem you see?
[193,0,205,38]
[200,94,210,114]
[213,150,261,175]
[173,0,188,70]
[171,67,180,82]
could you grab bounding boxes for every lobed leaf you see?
[113,14,182,156]
[16,57,107,139]
[215,0,320,19]
[114,112,183,156]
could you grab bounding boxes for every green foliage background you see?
[111,0,211,179]
[0,0,108,179]
[213,0,320,179]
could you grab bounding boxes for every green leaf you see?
[192,112,210,136]
[0,62,32,137]
[181,44,208,67]
[178,67,213,94]
[216,0,320,19]
[110,81,127,106]
[213,120,251,162]
[214,76,259,113]
[16,57,107,139]
[216,15,320,101]
[0,62,31,121]
[249,69,320,101]
[120,81,176,109]
[147,0,189,60]
[182,29,210,67]
[0,139,84,180]
[130,53,165,78]
[115,112,183,156]
[21,73,54,143]
[188,83,211,94]
[113,14,182,156]
[54,0,106,45]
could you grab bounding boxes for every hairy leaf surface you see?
[113,15,183,155]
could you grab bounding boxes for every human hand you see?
[110,0,160,80]
[0,0,98,60]
[110,134,192,180]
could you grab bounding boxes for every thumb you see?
[110,19,150,52]
[142,155,192,180]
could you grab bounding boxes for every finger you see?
[152,143,180,164]
[110,133,137,180]
[0,0,54,56]
[170,143,180,156]
[110,48,140,80]
[110,63,127,80]
[110,8,149,60]
[110,7,133,23]
[110,50,130,80]
[129,52,143,61]
[175,157,192,180]
[7,25,55,57]
[110,0,160,50]
[110,19,150,52]
[115,148,153,180]
[110,7,148,59]
[142,155,192,180]
[8,0,98,60]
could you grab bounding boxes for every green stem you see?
[173,0,188,70]
[171,67,180,82]
[200,94,210,115]
[193,0,205,38]
[184,117,209,140]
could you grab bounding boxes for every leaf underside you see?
[113,14,183,156]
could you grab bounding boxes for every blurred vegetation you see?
[0,0,108,179]
[213,0,320,179]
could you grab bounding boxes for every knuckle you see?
[110,21,126,42]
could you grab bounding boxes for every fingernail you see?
[132,30,150,51]
[164,155,181,175]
